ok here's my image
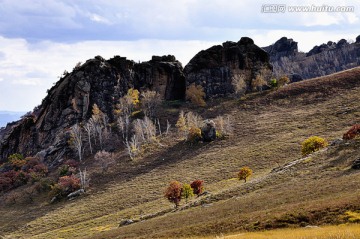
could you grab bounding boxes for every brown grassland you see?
[1,67,360,238]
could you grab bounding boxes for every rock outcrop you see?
[356,35,360,43]
[0,55,185,163]
[262,37,298,61]
[264,36,360,80]
[184,37,272,98]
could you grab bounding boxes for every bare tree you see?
[79,168,90,191]
[185,111,204,129]
[125,135,140,160]
[94,150,114,172]
[141,90,162,118]
[214,115,233,137]
[133,119,145,143]
[232,74,247,97]
[83,121,94,154]
[70,123,83,161]
[165,120,171,136]
[143,116,156,141]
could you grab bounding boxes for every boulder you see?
[352,158,360,169]
[119,219,134,227]
[288,73,303,83]
[67,189,85,200]
[201,120,216,142]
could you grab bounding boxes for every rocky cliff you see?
[263,36,360,79]
[0,37,271,164]
[184,37,272,98]
[0,55,185,163]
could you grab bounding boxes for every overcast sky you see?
[0,0,359,112]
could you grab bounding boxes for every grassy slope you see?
[1,67,360,238]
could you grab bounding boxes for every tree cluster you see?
[164,180,204,208]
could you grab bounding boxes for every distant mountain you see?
[0,111,25,128]
[263,35,360,80]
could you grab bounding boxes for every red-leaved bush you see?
[190,180,204,196]
[164,181,183,208]
[58,175,81,194]
[343,124,360,140]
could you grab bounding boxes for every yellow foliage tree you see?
[301,136,328,156]
[128,88,140,106]
[186,84,206,107]
[238,166,253,182]
[176,111,187,138]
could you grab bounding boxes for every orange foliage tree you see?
[164,181,183,208]
[190,179,204,196]
[343,124,360,140]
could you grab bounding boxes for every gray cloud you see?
[0,0,358,43]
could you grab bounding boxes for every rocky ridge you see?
[0,37,273,164]
[263,36,360,79]
[0,55,186,164]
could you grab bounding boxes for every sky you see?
[0,0,359,112]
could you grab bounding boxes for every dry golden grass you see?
[1,67,360,239]
[200,224,360,239]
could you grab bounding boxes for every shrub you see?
[232,74,247,96]
[343,124,360,140]
[190,180,204,196]
[8,153,26,170]
[278,76,290,87]
[182,183,194,203]
[252,75,267,91]
[187,127,202,142]
[270,78,278,88]
[238,166,253,182]
[301,136,328,156]
[165,181,182,208]
[0,175,12,191]
[58,175,81,194]
[186,83,206,107]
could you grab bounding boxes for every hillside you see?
[1,67,360,238]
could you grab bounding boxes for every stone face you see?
[0,55,186,163]
[184,37,272,98]
[133,55,186,101]
[262,37,298,60]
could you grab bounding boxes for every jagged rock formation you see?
[184,37,272,98]
[0,38,273,163]
[263,36,360,79]
[262,37,298,61]
[0,55,185,163]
